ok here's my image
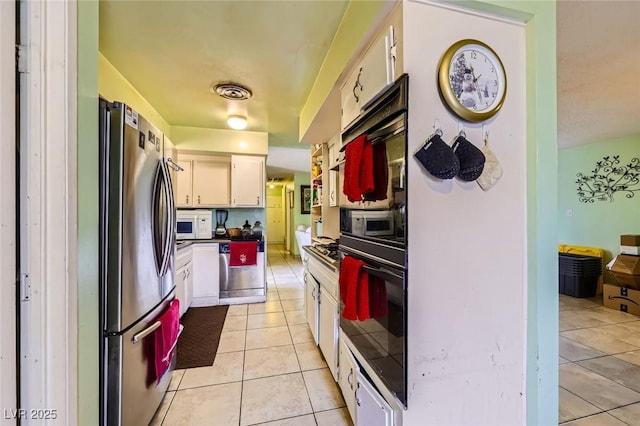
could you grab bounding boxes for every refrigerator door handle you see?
[164,160,177,256]
[152,163,164,274]
[131,321,161,344]
[158,161,173,276]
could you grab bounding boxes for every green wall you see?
[559,134,640,280]
[77,0,99,424]
[290,172,311,256]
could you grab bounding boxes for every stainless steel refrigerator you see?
[99,100,176,426]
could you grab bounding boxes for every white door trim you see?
[19,0,78,424]
[0,1,17,423]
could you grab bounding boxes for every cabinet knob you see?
[186,194,189,204]
[347,369,354,390]
[197,195,201,204]
[257,196,259,205]
[352,67,363,103]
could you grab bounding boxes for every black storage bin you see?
[558,253,602,298]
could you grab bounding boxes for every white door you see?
[0,0,17,415]
[285,190,293,252]
[266,194,285,243]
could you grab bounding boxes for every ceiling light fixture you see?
[227,114,248,130]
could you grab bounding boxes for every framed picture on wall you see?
[301,185,311,214]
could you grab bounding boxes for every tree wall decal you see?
[576,155,640,203]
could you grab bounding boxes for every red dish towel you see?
[359,138,375,196]
[154,299,180,384]
[229,241,257,266]
[368,275,388,318]
[339,256,371,321]
[343,134,367,202]
[363,142,388,201]
[339,256,363,320]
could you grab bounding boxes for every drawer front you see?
[308,256,339,300]
[176,246,193,270]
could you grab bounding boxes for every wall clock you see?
[437,39,506,122]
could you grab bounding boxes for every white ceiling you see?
[100,0,640,175]
[557,0,640,149]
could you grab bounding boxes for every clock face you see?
[438,40,506,122]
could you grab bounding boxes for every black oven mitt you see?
[414,133,459,180]
[452,134,486,181]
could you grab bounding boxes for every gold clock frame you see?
[437,39,507,123]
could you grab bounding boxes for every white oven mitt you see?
[476,136,503,191]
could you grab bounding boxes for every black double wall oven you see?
[338,74,408,407]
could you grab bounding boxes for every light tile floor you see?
[559,294,640,425]
[152,245,353,426]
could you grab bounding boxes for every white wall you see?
[405,2,527,424]
[0,1,16,421]
[171,125,268,155]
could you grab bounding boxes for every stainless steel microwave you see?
[340,209,394,237]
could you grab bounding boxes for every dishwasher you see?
[219,239,266,299]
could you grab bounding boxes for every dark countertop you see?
[303,245,339,272]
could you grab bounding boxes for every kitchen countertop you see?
[303,245,339,272]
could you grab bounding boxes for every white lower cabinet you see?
[339,338,359,422]
[304,270,319,344]
[356,370,394,426]
[176,246,193,316]
[319,288,339,381]
[191,243,220,307]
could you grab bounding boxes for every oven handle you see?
[367,114,405,145]
[361,264,403,283]
[339,245,403,271]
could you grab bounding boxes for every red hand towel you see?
[154,299,180,384]
[363,142,388,201]
[343,135,367,202]
[229,241,257,266]
[356,269,370,321]
[368,275,388,318]
[339,256,365,320]
[359,138,375,196]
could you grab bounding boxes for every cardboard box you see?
[603,284,640,316]
[621,245,640,256]
[611,255,640,275]
[611,272,640,290]
[620,235,640,246]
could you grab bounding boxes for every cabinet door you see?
[358,33,392,109]
[339,339,359,424]
[191,243,220,306]
[184,261,193,314]
[329,170,338,207]
[341,65,363,131]
[176,160,193,207]
[304,272,319,344]
[192,160,230,207]
[175,265,187,317]
[356,371,393,426]
[319,290,339,381]
[232,155,265,207]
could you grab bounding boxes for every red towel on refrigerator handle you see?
[363,142,388,201]
[229,241,257,266]
[154,299,180,384]
[343,135,366,202]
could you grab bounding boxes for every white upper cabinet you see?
[341,25,397,131]
[231,155,265,207]
[175,159,193,207]
[176,157,230,208]
[192,159,231,207]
